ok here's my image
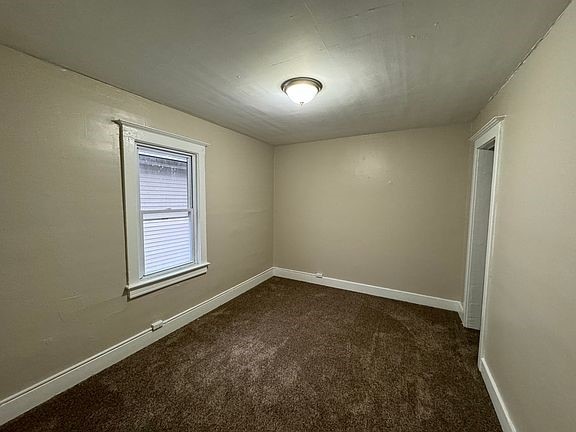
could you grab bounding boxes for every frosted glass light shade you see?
[281,77,323,105]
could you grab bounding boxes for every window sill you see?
[126,262,210,299]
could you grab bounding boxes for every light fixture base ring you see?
[281,77,323,93]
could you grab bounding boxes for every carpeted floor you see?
[1,277,502,431]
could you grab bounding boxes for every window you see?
[138,147,194,275]
[117,121,208,298]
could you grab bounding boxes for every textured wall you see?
[274,125,471,301]
[472,2,576,431]
[0,45,274,399]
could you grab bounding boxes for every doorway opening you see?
[463,117,504,347]
[464,141,495,330]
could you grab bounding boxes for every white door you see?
[464,145,495,329]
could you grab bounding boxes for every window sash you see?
[141,213,194,276]
[140,209,196,277]
[137,144,197,277]
[137,145,193,211]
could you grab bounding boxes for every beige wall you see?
[0,45,274,400]
[471,2,576,431]
[274,125,471,301]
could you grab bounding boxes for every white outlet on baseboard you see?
[151,320,164,331]
[315,272,324,278]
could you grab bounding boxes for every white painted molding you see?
[0,268,274,426]
[457,304,465,324]
[114,120,210,147]
[273,267,463,313]
[469,117,505,357]
[470,116,506,142]
[117,120,209,299]
[463,116,504,330]
[479,357,517,432]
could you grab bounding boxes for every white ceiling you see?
[0,0,570,144]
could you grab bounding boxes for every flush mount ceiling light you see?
[281,77,323,105]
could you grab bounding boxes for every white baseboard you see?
[479,357,517,432]
[273,267,463,313]
[0,267,274,426]
[457,305,465,324]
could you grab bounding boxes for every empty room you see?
[0,1,575,431]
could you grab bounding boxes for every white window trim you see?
[115,120,209,299]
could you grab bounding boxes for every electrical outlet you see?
[151,320,164,331]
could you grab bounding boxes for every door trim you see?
[464,116,505,362]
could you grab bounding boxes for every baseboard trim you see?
[479,357,517,432]
[0,267,274,426]
[273,267,463,313]
[457,305,465,325]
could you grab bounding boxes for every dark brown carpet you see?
[1,277,502,431]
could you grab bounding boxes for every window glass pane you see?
[137,145,194,276]
[138,147,190,211]
[142,214,193,275]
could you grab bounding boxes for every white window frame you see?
[116,120,209,299]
